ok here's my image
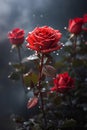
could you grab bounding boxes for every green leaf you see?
[8,72,20,80]
[23,72,38,87]
[9,62,25,72]
[62,119,77,127]
[53,95,62,105]
[42,65,56,77]
[13,63,25,72]
[14,116,24,123]
[54,61,66,68]
[72,59,87,67]
[31,124,41,130]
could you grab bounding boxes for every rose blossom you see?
[8,28,25,45]
[26,26,62,53]
[68,17,83,34]
[50,72,75,93]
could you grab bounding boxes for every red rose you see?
[82,14,87,32]
[8,28,25,45]
[68,17,83,34]
[26,26,62,53]
[50,72,75,93]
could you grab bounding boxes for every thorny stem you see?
[17,46,27,93]
[38,54,47,129]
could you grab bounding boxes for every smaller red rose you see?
[68,17,83,34]
[50,72,75,93]
[26,26,62,53]
[8,28,25,45]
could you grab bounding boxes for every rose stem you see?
[38,53,47,128]
[17,46,27,93]
[72,35,77,59]
[69,35,77,72]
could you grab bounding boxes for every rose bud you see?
[8,28,25,45]
[68,17,83,34]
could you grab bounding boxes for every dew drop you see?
[56,53,59,56]
[48,120,52,122]
[53,51,56,53]
[27,87,30,90]
[64,27,67,30]
[40,14,43,18]
[39,106,41,108]
[46,81,48,84]
[23,121,29,125]
[12,118,16,122]
[42,88,46,91]
[8,62,12,66]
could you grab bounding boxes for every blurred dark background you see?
[0,0,87,129]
